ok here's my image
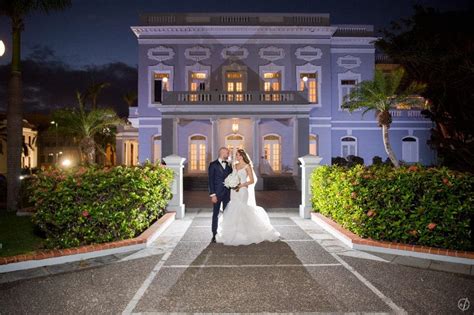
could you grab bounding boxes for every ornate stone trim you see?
[258,46,285,62]
[336,55,361,69]
[221,46,249,60]
[295,46,322,62]
[147,46,175,62]
[184,46,211,62]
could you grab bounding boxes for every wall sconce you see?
[232,118,239,134]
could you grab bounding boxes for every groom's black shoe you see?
[211,234,216,243]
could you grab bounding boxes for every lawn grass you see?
[0,211,45,257]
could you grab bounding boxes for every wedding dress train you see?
[216,166,281,246]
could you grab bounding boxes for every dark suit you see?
[208,159,232,235]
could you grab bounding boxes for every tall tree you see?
[122,91,137,107]
[0,0,72,212]
[86,82,110,109]
[378,6,474,171]
[343,68,426,167]
[51,92,122,164]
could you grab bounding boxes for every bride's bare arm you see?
[241,164,254,187]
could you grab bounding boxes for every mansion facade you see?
[116,13,436,177]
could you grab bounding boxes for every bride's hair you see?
[236,148,252,166]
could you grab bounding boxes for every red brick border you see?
[0,212,176,266]
[312,213,474,260]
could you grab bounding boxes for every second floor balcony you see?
[161,90,309,105]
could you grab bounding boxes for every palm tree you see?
[123,91,137,107]
[342,68,426,167]
[52,92,123,164]
[86,82,110,109]
[1,0,71,212]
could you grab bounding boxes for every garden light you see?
[61,158,72,167]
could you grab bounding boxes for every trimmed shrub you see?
[331,156,348,167]
[29,163,174,249]
[346,155,364,167]
[372,156,383,165]
[311,164,474,250]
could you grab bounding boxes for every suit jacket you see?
[208,159,232,200]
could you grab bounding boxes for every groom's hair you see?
[219,147,229,153]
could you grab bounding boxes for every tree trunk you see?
[382,124,400,168]
[6,22,23,213]
[80,137,96,165]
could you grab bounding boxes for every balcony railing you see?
[389,109,427,119]
[162,91,309,105]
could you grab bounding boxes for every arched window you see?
[263,134,281,172]
[309,134,318,156]
[189,134,207,172]
[225,134,245,158]
[402,136,419,163]
[341,136,357,158]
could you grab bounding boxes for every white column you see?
[163,154,186,219]
[298,154,322,219]
[211,117,219,161]
[292,116,299,176]
[251,117,263,190]
[172,117,179,154]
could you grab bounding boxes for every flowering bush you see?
[311,164,474,251]
[29,163,174,249]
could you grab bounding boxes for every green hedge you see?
[29,163,174,249]
[311,165,474,251]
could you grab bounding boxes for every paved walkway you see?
[1,209,473,314]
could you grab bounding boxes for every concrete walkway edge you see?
[0,212,176,273]
[312,212,474,266]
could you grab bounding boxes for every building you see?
[117,12,436,179]
[0,118,38,174]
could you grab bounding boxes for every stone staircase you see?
[262,175,298,190]
[184,175,299,191]
[184,175,208,191]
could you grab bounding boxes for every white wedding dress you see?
[216,165,281,246]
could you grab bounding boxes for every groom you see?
[208,147,233,243]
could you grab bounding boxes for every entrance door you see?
[263,134,281,172]
[225,134,244,160]
[189,135,207,172]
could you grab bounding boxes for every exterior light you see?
[302,76,308,82]
[0,40,5,57]
[162,77,168,83]
[50,120,55,125]
[61,158,72,167]
[232,118,239,134]
[19,175,25,180]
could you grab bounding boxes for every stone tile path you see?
[1,208,473,314]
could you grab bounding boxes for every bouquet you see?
[224,172,240,190]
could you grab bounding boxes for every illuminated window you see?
[299,73,318,103]
[189,135,207,172]
[263,134,281,172]
[263,72,281,101]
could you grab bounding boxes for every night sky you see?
[0,0,472,68]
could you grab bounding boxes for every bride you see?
[216,148,281,246]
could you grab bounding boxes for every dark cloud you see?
[0,46,137,117]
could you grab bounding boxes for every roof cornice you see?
[131,25,338,38]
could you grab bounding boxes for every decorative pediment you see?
[221,46,249,60]
[147,46,175,62]
[337,55,361,69]
[258,46,285,62]
[184,46,211,62]
[295,46,322,62]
